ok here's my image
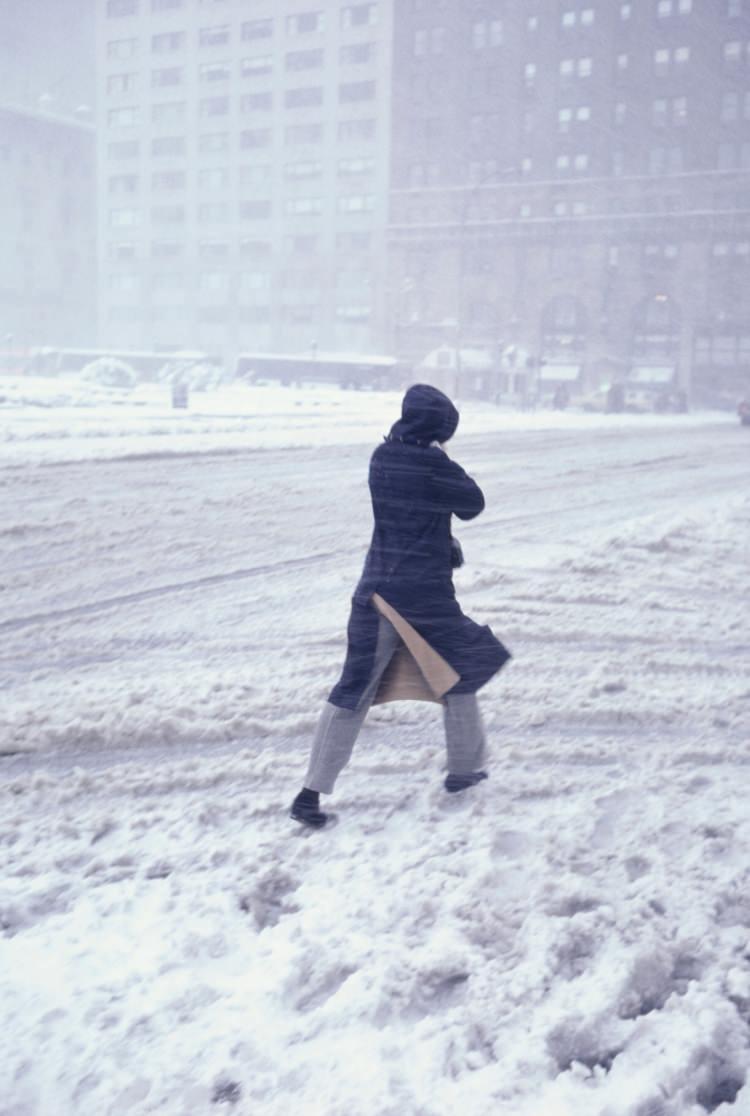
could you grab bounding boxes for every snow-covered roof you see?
[0,101,95,134]
[237,351,397,368]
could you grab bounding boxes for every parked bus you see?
[235,351,401,390]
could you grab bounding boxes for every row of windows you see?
[107,119,376,158]
[108,82,375,124]
[109,196,375,225]
[109,39,374,70]
[506,143,750,177]
[108,77,376,108]
[109,231,372,260]
[412,36,750,76]
[108,159,375,193]
[109,270,373,292]
[107,2,377,33]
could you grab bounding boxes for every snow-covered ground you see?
[1,376,749,1115]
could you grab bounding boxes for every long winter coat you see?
[328,384,511,711]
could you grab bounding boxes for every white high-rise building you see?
[97,0,393,365]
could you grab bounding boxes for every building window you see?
[341,3,377,28]
[338,194,374,213]
[108,173,138,194]
[108,106,139,127]
[152,66,182,87]
[199,25,230,47]
[107,72,136,94]
[524,62,537,87]
[287,11,325,35]
[241,56,273,77]
[338,156,374,176]
[197,203,229,222]
[240,129,272,149]
[199,241,230,257]
[199,60,230,81]
[240,200,272,219]
[152,0,184,9]
[198,168,229,190]
[723,41,748,66]
[285,235,317,254]
[241,91,273,112]
[152,101,186,123]
[108,140,140,159]
[199,270,229,292]
[285,85,324,107]
[108,38,137,58]
[150,242,182,259]
[152,170,186,191]
[200,96,229,116]
[152,204,185,224]
[285,160,322,178]
[620,3,632,16]
[340,42,375,64]
[239,271,270,291]
[240,239,271,256]
[110,208,141,227]
[151,135,185,156]
[657,46,690,73]
[339,80,375,102]
[107,0,137,16]
[727,0,744,15]
[286,48,324,70]
[242,19,273,41]
[198,132,229,152]
[336,119,375,143]
[109,242,137,259]
[614,101,626,126]
[152,31,185,53]
[473,19,503,48]
[285,197,323,214]
[286,122,324,144]
[239,164,271,186]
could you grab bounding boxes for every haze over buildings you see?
[0,0,749,404]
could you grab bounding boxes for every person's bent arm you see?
[429,451,485,520]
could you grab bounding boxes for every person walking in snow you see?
[290,383,511,828]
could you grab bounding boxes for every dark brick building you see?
[388,0,750,406]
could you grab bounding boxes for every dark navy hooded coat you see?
[328,384,510,710]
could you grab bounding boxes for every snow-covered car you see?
[79,357,138,390]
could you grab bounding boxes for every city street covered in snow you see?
[1,383,749,1116]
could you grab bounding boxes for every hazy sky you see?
[0,0,95,114]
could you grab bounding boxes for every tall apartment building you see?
[97,0,393,363]
[0,103,96,353]
[389,0,750,404]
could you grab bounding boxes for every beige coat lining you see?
[371,592,460,705]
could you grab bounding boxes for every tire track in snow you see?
[0,550,344,634]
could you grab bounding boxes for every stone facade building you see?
[388,0,750,406]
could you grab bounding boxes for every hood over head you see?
[387,383,460,447]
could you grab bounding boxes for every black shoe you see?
[444,770,488,794]
[290,789,328,829]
